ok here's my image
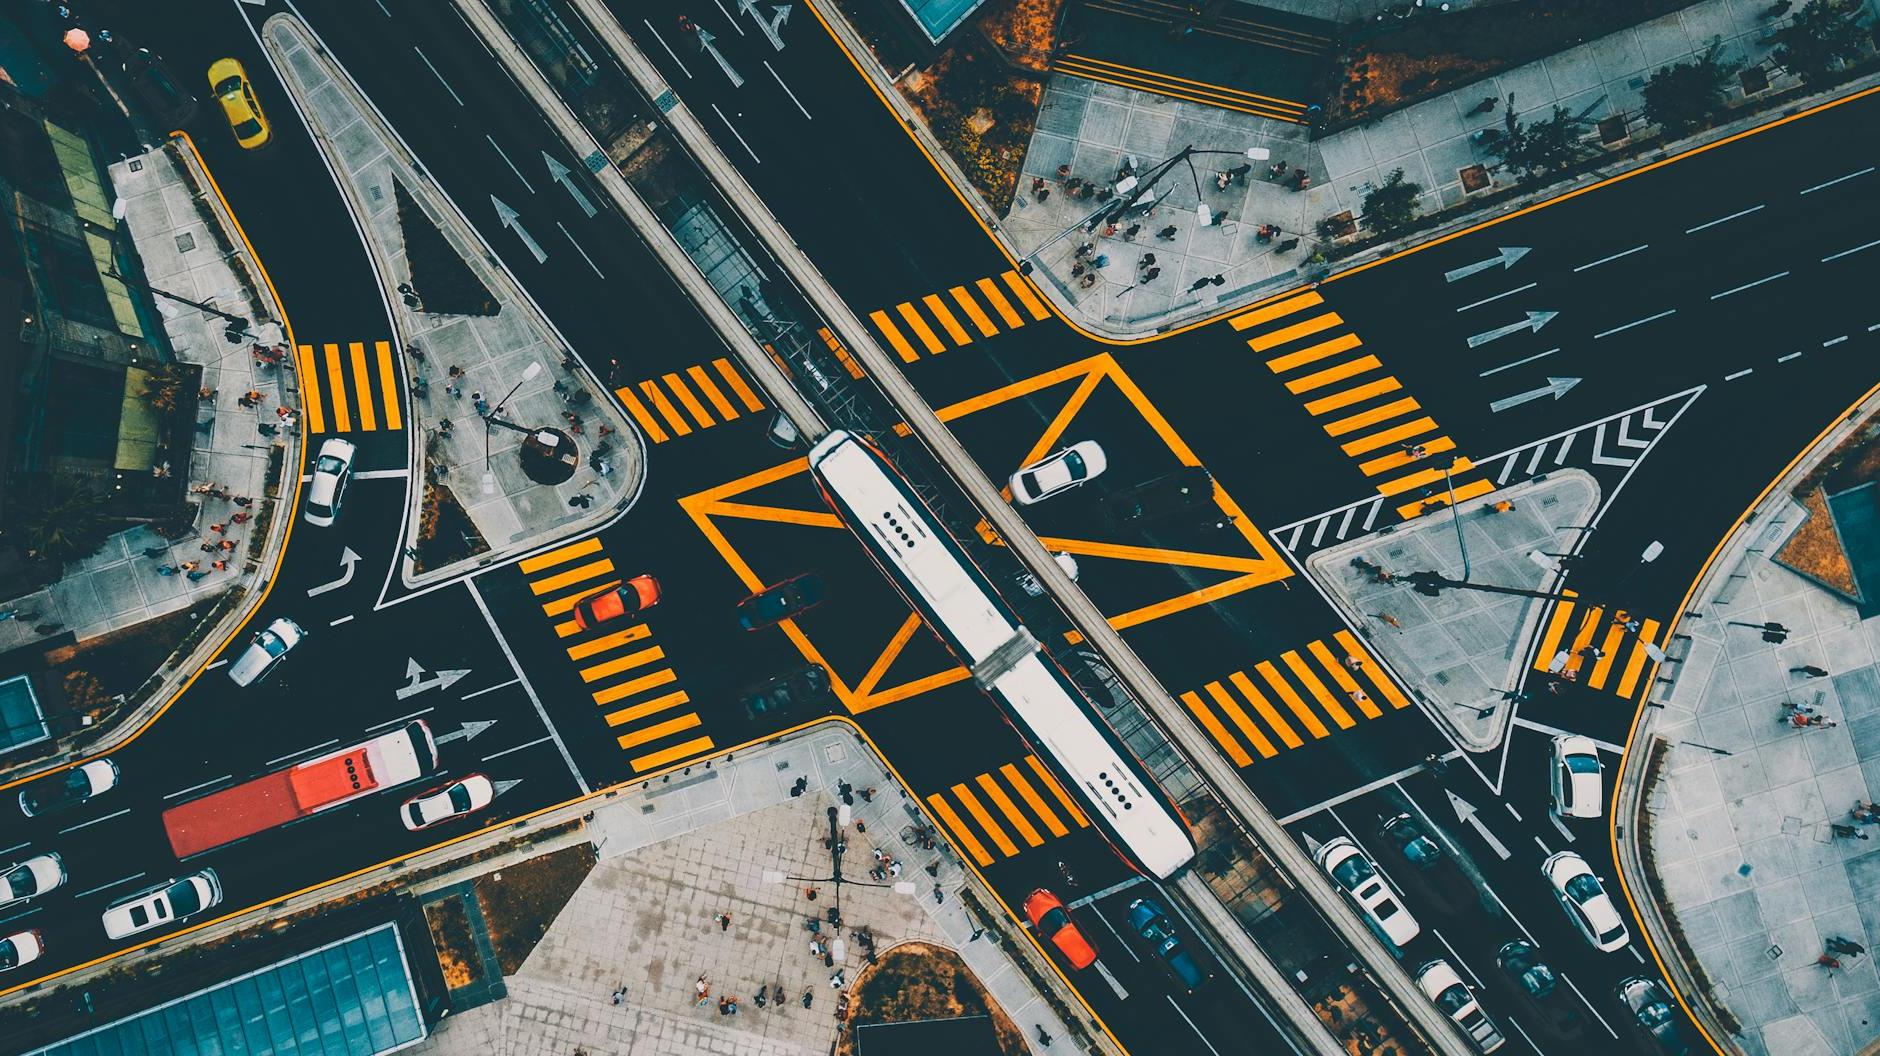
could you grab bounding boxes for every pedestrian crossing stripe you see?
[520,535,714,770]
[1179,634,1413,768]
[1532,594,1664,697]
[867,271,1050,362]
[295,340,404,434]
[614,358,763,444]
[1229,295,1497,520]
[924,755,1089,867]
[818,328,868,380]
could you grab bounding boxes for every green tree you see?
[1774,0,1869,83]
[1643,43,1740,136]
[1361,168,1423,235]
[1481,106,1590,182]
[5,476,116,565]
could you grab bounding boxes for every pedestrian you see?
[142,546,169,558]
[1075,240,1094,258]
[1079,273,1098,290]
[1792,665,1830,677]
[1490,499,1516,514]
[715,912,731,932]
[568,494,594,509]
[1189,276,1211,292]
[1038,1025,1055,1047]
[612,986,626,1005]
[717,996,731,1015]
[1227,162,1252,183]
[695,975,710,1005]
[200,542,217,553]
[181,561,200,572]
[1056,163,1071,181]
[1101,222,1117,237]
[1375,613,1403,629]
[1350,689,1370,709]
[802,989,814,1009]
[858,786,876,802]
[218,539,236,552]
[186,570,209,582]
[213,560,228,572]
[1156,225,1178,240]
[1140,267,1161,285]
[472,391,489,415]
[1077,183,1094,200]
[1343,655,1363,672]
[1071,263,1086,278]
[231,512,251,525]
[405,342,425,362]
[233,495,254,507]
[209,522,227,535]
[1031,176,1046,194]
[1123,223,1141,240]
[1268,160,1289,180]
[829,969,845,988]
[1820,953,1844,969]
[1276,238,1299,252]
[156,565,179,577]
[257,422,278,437]
[755,985,768,1008]
[1035,186,1050,203]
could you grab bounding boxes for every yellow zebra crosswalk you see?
[614,358,764,444]
[869,271,1050,362]
[925,756,1090,867]
[1531,592,1664,698]
[295,340,403,433]
[1228,294,1496,520]
[1178,631,1411,767]
[521,537,713,771]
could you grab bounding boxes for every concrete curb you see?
[1612,383,1880,1056]
[258,14,649,588]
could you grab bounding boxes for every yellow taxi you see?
[206,58,270,149]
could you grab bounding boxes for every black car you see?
[1103,467,1225,530]
[1617,976,1690,1055]
[1496,940,1557,999]
[17,758,120,818]
[1379,813,1446,869]
[742,664,831,721]
[736,573,826,630]
[122,47,198,129]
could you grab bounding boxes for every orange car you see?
[572,574,661,630]
[1023,888,1097,969]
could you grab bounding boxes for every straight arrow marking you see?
[543,153,597,218]
[1447,790,1511,860]
[1468,310,1558,348]
[1444,246,1531,283]
[491,195,547,264]
[1491,376,1580,413]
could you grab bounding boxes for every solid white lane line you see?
[1548,810,1577,843]
[1504,803,1523,822]
[711,104,760,164]
[1456,282,1538,313]
[765,61,811,119]
[1823,238,1880,263]
[368,707,436,734]
[468,580,589,794]
[74,872,145,899]
[1594,309,1675,339]
[1513,716,1626,754]
[352,468,410,479]
[1685,204,1763,233]
[481,734,553,762]
[487,135,536,193]
[461,678,520,700]
[165,776,232,800]
[0,842,28,858]
[1725,368,1754,381]
[1560,972,1621,1038]
[1090,910,1142,963]
[559,222,605,279]
[1479,348,1559,378]
[266,738,337,768]
[1572,244,1648,272]
[374,0,392,16]
[712,0,745,32]
[59,807,130,834]
[1164,997,1224,1056]
[1711,271,1788,300]
[412,47,464,106]
[1778,351,1803,363]
[1275,759,1433,825]
[1800,166,1875,194]
[643,21,694,79]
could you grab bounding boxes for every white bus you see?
[809,430,1194,879]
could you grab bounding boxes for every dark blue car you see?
[1127,898,1209,992]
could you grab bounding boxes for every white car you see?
[1417,959,1507,1053]
[102,870,223,941]
[1543,851,1629,952]
[1313,836,1420,947]
[227,616,305,687]
[400,774,495,831]
[304,437,356,526]
[1010,441,1107,505]
[0,929,44,973]
[0,853,67,909]
[1550,734,1604,819]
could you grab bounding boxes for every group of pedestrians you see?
[152,483,257,582]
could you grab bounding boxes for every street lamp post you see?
[764,806,916,937]
[1023,144,1270,266]
[1441,457,1471,580]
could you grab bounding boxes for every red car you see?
[572,575,661,630]
[1023,888,1098,969]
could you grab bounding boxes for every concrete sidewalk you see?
[263,15,645,582]
[1007,0,1858,335]
[415,724,1091,1056]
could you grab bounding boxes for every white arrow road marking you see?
[492,778,523,798]
[1446,790,1511,860]
[491,195,547,263]
[543,152,598,217]
[1444,246,1530,282]
[1456,282,1537,313]
[307,546,361,596]
[437,719,497,745]
[1490,375,1580,413]
[1468,310,1558,348]
[695,29,745,87]
[397,657,472,700]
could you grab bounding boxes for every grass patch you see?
[1774,487,1858,599]
[1324,0,1698,125]
[836,942,1028,1056]
[473,842,599,975]
[425,895,485,990]
[44,597,221,700]
[394,179,497,317]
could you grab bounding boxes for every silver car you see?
[304,437,356,526]
[227,617,305,687]
[102,870,223,941]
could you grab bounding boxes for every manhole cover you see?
[174,231,195,253]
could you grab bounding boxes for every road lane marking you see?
[520,537,603,574]
[367,707,437,733]
[1479,348,1560,377]
[1725,368,1754,381]
[1164,996,1224,1056]
[1089,905,1142,962]
[74,872,145,899]
[266,739,337,768]
[349,342,376,431]
[1822,238,1880,263]
[460,679,520,700]
[1275,759,1431,825]
[0,842,29,858]
[1000,764,1069,837]
[711,103,760,164]
[1711,271,1788,300]
[329,614,354,626]
[1594,309,1675,340]
[352,468,410,480]
[1800,166,1874,194]
[1825,335,1849,347]
[1558,972,1621,1038]
[1455,282,1537,313]
[59,807,130,834]
[764,61,811,119]
[642,20,694,79]
[560,222,605,279]
[164,777,232,801]
[1267,332,1362,373]
[412,46,464,106]
[468,579,590,794]
[1685,204,1763,233]
[712,0,744,32]
[1572,244,1648,271]
[482,734,553,762]
[1548,811,1577,843]
[925,795,993,866]
[628,736,714,772]
[1533,835,1552,854]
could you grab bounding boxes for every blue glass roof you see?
[28,923,427,1056]
[897,0,989,42]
